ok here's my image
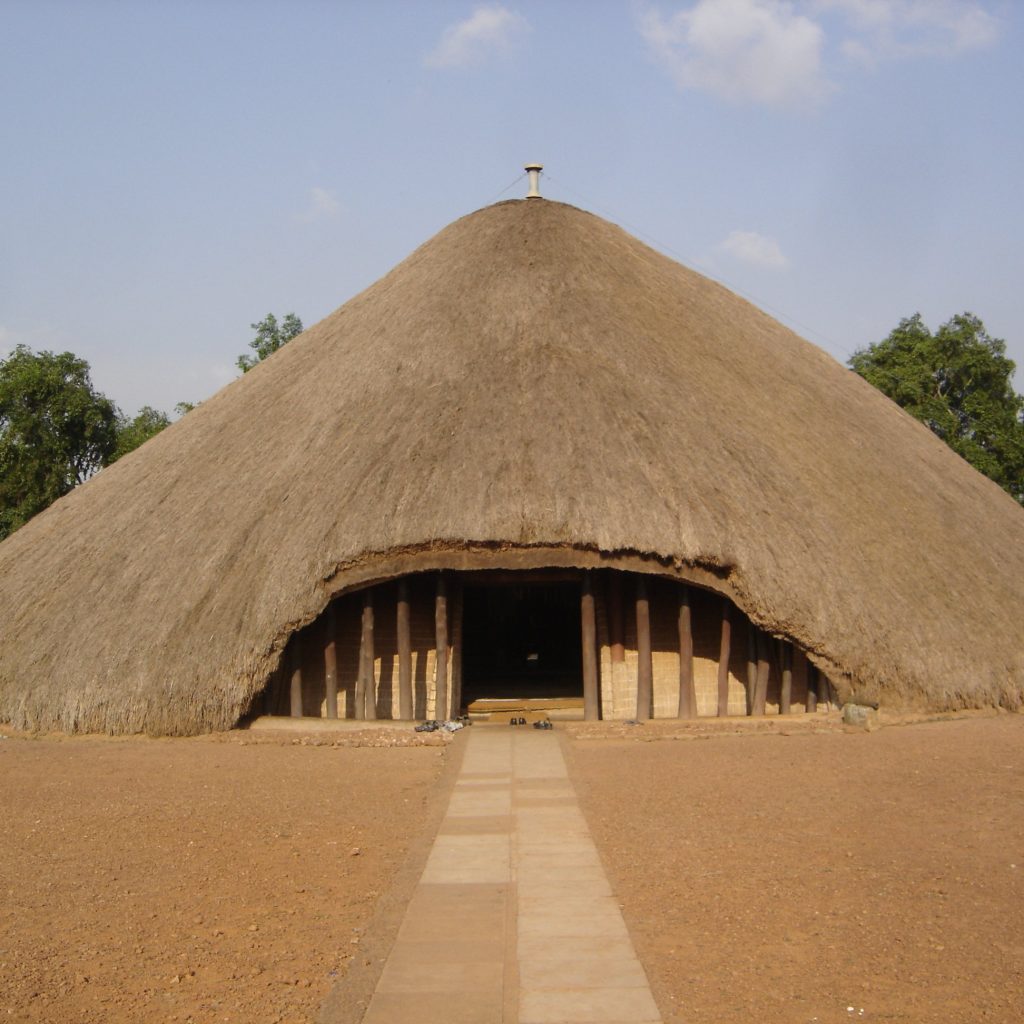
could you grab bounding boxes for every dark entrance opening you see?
[461,580,583,705]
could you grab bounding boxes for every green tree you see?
[112,405,171,461]
[0,345,119,539]
[236,312,303,373]
[850,313,1024,503]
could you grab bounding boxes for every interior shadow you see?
[461,581,583,705]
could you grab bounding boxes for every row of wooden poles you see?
[589,573,828,720]
[286,576,445,720]
[285,570,827,721]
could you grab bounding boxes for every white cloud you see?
[209,363,237,387]
[181,361,236,397]
[815,1,999,62]
[299,186,341,223]
[640,2,999,104]
[424,4,529,70]
[640,0,833,108]
[716,229,791,270]
[309,186,341,218]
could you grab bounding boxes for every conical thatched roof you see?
[1,199,1022,734]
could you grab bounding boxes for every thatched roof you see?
[1,199,1022,734]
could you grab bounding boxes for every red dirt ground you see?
[0,730,444,1024]
[567,713,1024,1024]
[3,715,1022,1023]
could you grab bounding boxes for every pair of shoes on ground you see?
[509,717,553,729]
[415,718,470,733]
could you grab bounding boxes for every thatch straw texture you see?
[1,199,1022,733]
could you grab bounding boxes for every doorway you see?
[460,580,583,705]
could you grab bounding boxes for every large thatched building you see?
[1,194,1022,734]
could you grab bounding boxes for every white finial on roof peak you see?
[524,163,543,199]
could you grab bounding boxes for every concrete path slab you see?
[355,727,663,1024]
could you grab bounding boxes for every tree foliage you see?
[850,313,1024,503]
[236,312,303,373]
[112,405,171,462]
[0,345,119,539]
[2,309,304,539]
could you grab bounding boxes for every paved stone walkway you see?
[359,727,663,1024]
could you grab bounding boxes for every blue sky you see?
[2,0,1022,415]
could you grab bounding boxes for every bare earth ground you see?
[567,713,1024,1024]
[3,716,1023,1024]
[0,729,445,1024]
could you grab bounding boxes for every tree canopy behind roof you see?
[237,313,304,373]
[850,313,1024,504]
[0,345,118,539]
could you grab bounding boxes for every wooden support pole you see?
[753,630,770,716]
[677,584,696,719]
[817,667,830,710]
[806,663,818,713]
[450,580,464,717]
[746,623,758,716]
[581,572,600,721]
[397,579,413,720]
[324,603,338,719]
[635,577,653,720]
[357,591,375,720]
[780,641,793,715]
[717,600,731,717]
[289,642,303,718]
[435,572,449,721]
[608,571,625,665]
[364,591,376,720]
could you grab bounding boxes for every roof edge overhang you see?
[321,541,734,602]
[312,540,849,692]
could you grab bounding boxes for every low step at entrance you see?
[466,696,585,723]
